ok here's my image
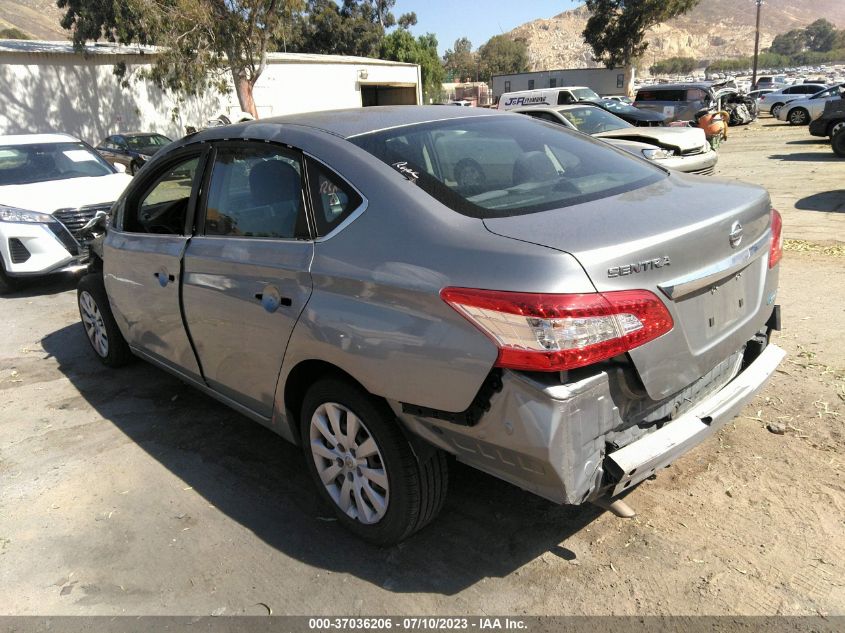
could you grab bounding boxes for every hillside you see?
[507,0,845,71]
[0,0,67,40]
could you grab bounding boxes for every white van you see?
[497,86,600,110]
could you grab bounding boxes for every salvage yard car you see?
[513,103,718,175]
[95,132,173,175]
[0,133,132,293]
[777,84,845,125]
[76,107,785,544]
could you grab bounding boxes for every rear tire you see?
[300,377,447,545]
[788,108,809,126]
[77,273,133,367]
[833,129,845,158]
[770,103,784,117]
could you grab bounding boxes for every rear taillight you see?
[769,208,783,269]
[440,288,674,372]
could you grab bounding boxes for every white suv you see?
[0,134,132,292]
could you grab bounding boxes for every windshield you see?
[556,106,632,133]
[572,88,600,101]
[125,134,171,150]
[351,115,663,219]
[0,142,114,186]
[813,85,844,99]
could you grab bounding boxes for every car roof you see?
[0,133,80,145]
[636,83,712,92]
[191,106,506,141]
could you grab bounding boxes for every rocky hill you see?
[507,0,845,71]
[0,0,67,40]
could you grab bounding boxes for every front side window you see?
[351,115,663,219]
[125,156,199,234]
[204,145,304,239]
[0,142,113,186]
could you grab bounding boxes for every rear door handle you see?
[255,285,291,313]
[153,271,175,287]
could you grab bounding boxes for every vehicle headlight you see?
[642,148,676,160]
[0,205,55,224]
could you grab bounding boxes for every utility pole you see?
[752,0,763,88]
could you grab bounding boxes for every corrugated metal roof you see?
[0,40,417,66]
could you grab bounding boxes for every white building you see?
[0,40,421,144]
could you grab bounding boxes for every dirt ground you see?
[0,117,843,616]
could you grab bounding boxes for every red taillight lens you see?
[769,208,783,269]
[440,288,674,372]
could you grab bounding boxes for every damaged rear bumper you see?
[396,342,785,506]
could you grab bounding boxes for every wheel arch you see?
[278,358,439,462]
[281,359,371,444]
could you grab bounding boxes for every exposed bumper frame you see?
[606,343,786,496]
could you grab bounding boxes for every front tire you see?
[833,129,845,158]
[77,274,132,367]
[300,377,448,545]
[788,108,809,126]
[0,259,21,294]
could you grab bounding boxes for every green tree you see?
[770,29,807,56]
[805,19,838,53]
[650,56,697,75]
[58,0,305,118]
[294,0,384,57]
[443,37,476,82]
[0,27,31,39]
[380,30,444,102]
[476,35,528,82]
[583,0,701,91]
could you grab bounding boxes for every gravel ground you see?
[0,117,843,616]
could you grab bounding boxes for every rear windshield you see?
[350,115,664,219]
[636,89,687,102]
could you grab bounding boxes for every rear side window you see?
[306,158,363,237]
[351,115,663,219]
[203,145,305,239]
[636,90,686,102]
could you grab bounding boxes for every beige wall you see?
[0,53,225,144]
[0,51,422,144]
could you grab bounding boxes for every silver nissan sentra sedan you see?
[77,106,785,544]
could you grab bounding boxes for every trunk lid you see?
[483,173,775,400]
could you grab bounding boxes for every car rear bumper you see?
[605,343,785,495]
[396,338,784,506]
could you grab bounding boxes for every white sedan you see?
[777,84,845,125]
[0,134,132,292]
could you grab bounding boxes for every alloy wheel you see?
[309,402,389,524]
[789,109,808,125]
[79,290,109,357]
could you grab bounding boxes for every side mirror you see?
[80,209,109,234]
[113,163,127,174]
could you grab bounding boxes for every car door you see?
[104,147,209,380]
[112,136,133,169]
[180,141,315,416]
[96,137,119,166]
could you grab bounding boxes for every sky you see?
[397,0,584,54]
